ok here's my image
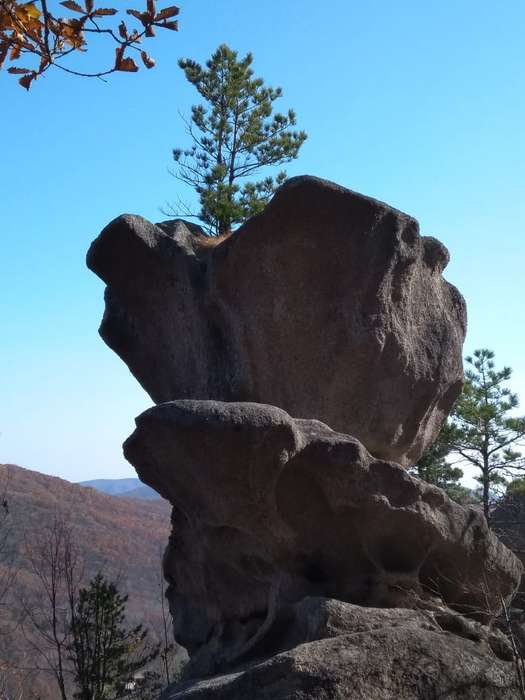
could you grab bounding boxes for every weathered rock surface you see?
[123,400,521,678]
[161,598,518,699]
[89,176,467,466]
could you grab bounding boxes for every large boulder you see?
[88,176,466,466]
[123,400,521,678]
[160,598,519,699]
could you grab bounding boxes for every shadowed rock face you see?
[124,400,522,678]
[88,176,467,466]
[160,599,519,700]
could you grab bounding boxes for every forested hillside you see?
[0,464,172,697]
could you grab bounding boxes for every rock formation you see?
[161,599,519,699]
[87,176,467,467]
[124,400,521,680]
[88,177,522,698]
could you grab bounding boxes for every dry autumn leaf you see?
[117,55,138,71]
[92,7,117,15]
[140,49,154,68]
[0,15,12,31]
[0,0,180,88]
[114,43,124,64]
[61,19,85,49]
[126,8,146,23]
[60,1,84,14]
[159,19,176,29]
[18,2,41,19]
[9,44,22,61]
[19,72,34,88]
[155,5,178,20]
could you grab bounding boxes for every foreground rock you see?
[161,599,518,699]
[89,176,466,466]
[124,400,521,680]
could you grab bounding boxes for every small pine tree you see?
[448,349,525,521]
[68,573,159,700]
[170,43,307,236]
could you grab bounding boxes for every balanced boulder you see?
[88,176,467,466]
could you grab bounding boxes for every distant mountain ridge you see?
[79,477,161,500]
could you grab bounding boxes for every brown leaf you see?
[118,20,128,38]
[85,0,94,11]
[93,7,118,15]
[61,21,85,49]
[19,73,35,89]
[145,24,155,36]
[126,8,145,22]
[155,5,179,21]
[66,16,86,29]
[115,45,139,72]
[8,66,31,74]
[22,16,43,43]
[147,0,156,15]
[114,45,124,68]
[0,10,15,30]
[9,44,22,61]
[18,3,41,20]
[60,0,85,13]
[117,56,139,72]
[140,50,155,68]
[159,19,177,30]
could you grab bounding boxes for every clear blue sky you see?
[1,0,524,481]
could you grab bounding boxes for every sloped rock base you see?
[161,599,518,700]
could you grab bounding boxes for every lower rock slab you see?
[161,603,518,699]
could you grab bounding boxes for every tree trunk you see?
[482,456,490,523]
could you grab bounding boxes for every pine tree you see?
[68,573,159,699]
[448,349,525,521]
[170,43,307,236]
[506,477,525,497]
